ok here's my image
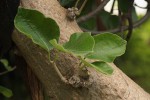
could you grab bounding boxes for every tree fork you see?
[12,0,150,99]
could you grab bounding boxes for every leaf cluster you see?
[14,8,127,75]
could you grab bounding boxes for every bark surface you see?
[12,0,150,99]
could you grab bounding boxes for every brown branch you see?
[126,1,134,41]
[81,8,150,35]
[76,0,110,23]
[110,0,115,14]
[0,66,16,76]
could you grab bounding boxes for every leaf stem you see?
[48,51,68,83]
[75,0,80,8]
[78,0,88,15]
[50,61,68,83]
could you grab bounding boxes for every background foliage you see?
[115,19,150,93]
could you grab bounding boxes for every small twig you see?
[50,61,68,84]
[110,0,115,14]
[126,1,134,41]
[118,9,123,37]
[134,3,147,9]
[0,66,16,76]
[75,0,80,8]
[78,0,88,14]
[126,16,133,41]
[77,0,110,23]
[81,8,150,35]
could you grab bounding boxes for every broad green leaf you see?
[49,39,67,52]
[91,61,113,75]
[14,8,60,52]
[79,57,113,75]
[0,85,13,98]
[87,33,127,62]
[0,59,14,71]
[63,32,95,56]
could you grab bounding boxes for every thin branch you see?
[0,66,16,76]
[81,9,150,35]
[126,1,134,41]
[75,0,80,8]
[76,0,110,23]
[126,16,133,41]
[110,0,115,14]
[118,9,123,37]
[78,0,88,14]
[134,3,147,9]
[50,61,68,84]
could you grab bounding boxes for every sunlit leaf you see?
[91,61,113,75]
[79,57,113,75]
[0,85,13,98]
[14,8,60,52]
[87,33,127,62]
[63,32,95,56]
[0,59,14,71]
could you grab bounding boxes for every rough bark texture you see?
[12,0,150,99]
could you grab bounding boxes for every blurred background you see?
[0,0,150,99]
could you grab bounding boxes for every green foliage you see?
[0,85,13,98]
[50,39,67,53]
[0,59,13,98]
[115,19,150,93]
[63,32,94,56]
[0,59,14,71]
[92,61,113,74]
[50,32,126,74]
[14,8,60,52]
[15,8,127,75]
[99,11,119,29]
[117,0,130,13]
[87,33,127,62]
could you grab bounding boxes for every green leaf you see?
[91,61,113,75]
[63,32,95,56]
[79,57,113,75]
[87,33,127,62]
[14,8,60,52]
[49,39,67,52]
[0,59,14,71]
[0,85,13,98]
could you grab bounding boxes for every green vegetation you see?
[14,8,127,75]
[115,19,150,93]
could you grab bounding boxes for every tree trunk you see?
[12,0,150,99]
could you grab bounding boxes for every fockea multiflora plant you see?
[14,8,127,75]
[50,32,126,74]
